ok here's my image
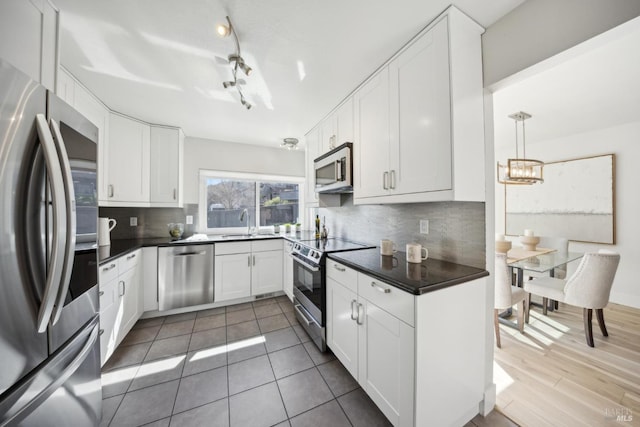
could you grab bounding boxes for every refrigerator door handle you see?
[34,114,67,333]
[48,119,76,325]
[0,316,99,426]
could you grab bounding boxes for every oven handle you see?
[294,303,317,327]
[289,253,320,272]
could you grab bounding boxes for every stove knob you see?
[314,252,320,259]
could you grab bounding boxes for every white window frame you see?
[199,170,305,234]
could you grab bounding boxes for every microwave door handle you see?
[48,119,76,326]
[34,115,66,333]
[335,159,344,182]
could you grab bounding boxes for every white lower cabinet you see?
[98,249,143,366]
[326,263,415,427]
[327,260,488,427]
[214,240,283,303]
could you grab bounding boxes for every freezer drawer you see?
[158,244,214,311]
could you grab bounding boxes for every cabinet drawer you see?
[99,260,119,285]
[252,239,282,252]
[215,241,252,255]
[119,249,141,273]
[326,261,357,292]
[358,273,414,326]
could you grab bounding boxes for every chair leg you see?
[517,300,525,334]
[525,293,531,324]
[583,308,594,347]
[494,309,501,348]
[596,308,609,337]
[542,297,548,315]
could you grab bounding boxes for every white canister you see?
[406,243,428,263]
[98,218,117,246]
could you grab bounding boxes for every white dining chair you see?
[494,253,528,348]
[523,251,620,347]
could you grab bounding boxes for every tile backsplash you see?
[100,204,199,240]
[317,201,485,269]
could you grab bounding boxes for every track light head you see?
[222,81,236,89]
[239,62,252,76]
[216,24,230,37]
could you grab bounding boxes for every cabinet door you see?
[305,127,320,207]
[358,298,415,427]
[252,250,283,296]
[56,68,76,105]
[107,114,150,204]
[99,278,119,366]
[389,17,452,195]
[353,68,390,199]
[326,278,359,379]
[117,263,142,344]
[336,98,354,146]
[150,126,182,206]
[320,116,336,154]
[0,0,58,90]
[283,242,294,299]
[214,253,252,302]
[74,84,111,202]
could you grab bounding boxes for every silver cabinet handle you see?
[371,282,391,294]
[102,263,117,272]
[99,329,104,336]
[333,264,346,272]
[356,303,364,325]
[48,119,76,326]
[350,299,357,321]
[127,253,137,260]
[108,184,114,198]
[390,170,396,190]
[34,114,66,333]
[253,255,256,266]
[173,188,177,200]
[383,171,389,190]
[98,291,104,297]
[119,280,125,296]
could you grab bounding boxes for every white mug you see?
[98,217,117,246]
[406,243,428,263]
[380,239,397,256]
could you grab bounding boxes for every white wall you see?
[182,137,305,204]
[482,0,640,87]
[495,121,640,308]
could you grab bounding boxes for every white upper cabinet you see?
[355,10,485,204]
[106,113,150,205]
[150,126,184,207]
[305,126,320,207]
[318,98,354,156]
[353,68,390,199]
[388,17,452,196]
[0,0,59,90]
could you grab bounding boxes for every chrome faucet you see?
[239,208,250,235]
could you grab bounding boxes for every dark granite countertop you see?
[327,248,488,295]
[99,233,292,265]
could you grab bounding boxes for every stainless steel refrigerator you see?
[0,59,101,426]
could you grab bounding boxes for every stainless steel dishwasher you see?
[158,244,214,311]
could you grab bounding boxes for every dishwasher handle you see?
[173,251,207,257]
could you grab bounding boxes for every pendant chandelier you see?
[497,111,544,185]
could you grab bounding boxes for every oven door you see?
[291,254,323,323]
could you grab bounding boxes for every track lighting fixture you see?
[217,15,254,109]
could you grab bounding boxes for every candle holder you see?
[520,235,540,251]
[495,240,512,254]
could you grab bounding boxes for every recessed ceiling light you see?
[281,138,299,150]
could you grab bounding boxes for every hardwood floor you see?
[494,300,640,427]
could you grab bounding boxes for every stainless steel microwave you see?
[314,142,353,193]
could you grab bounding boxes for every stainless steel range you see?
[290,236,374,351]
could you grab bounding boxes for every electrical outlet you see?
[420,219,429,234]
[130,217,137,226]
[186,215,193,225]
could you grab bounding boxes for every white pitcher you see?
[98,218,117,246]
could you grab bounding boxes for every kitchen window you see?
[199,171,304,233]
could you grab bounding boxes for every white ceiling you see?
[55,0,523,148]
[493,16,640,150]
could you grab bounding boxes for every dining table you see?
[499,247,584,322]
